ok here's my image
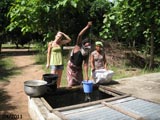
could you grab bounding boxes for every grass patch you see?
[0,57,19,81]
[61,57,68,87]
[2,43,35,49]
[2,44,16,48]
[35,53,46,65]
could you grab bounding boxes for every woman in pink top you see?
[90,41,107,72]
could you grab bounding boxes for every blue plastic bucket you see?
[82,80,93,93]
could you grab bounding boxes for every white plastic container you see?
[92,69,114,84]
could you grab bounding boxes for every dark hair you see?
[82,38,89,45]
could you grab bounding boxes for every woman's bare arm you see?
[90,53,95,71]
[103,53,107,70]
[76,21,92,45]
[83,60,89,80]
[60,32,71,45]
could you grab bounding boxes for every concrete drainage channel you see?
[28,85,160,120]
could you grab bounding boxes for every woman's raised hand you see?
[87,21,92,27]
[58,31,63,35]
[58,31,66,36]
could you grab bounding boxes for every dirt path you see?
[0,49,45,120]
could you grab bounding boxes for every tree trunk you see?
[149,31,154,69]
[0,43,2,53]
[15,43,19,49]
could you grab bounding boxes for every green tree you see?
[0,0,13,52]
[101,0,160,69]
[90,0,112,37]
[7,0,91,42]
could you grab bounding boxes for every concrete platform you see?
[110,72,160,104]
[28,86,160,120]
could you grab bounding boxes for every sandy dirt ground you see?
[0,49,45,120]
[0,48,160,120]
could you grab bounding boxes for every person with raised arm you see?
[67,21,92,87]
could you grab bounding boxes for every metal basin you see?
[24,80,47,97]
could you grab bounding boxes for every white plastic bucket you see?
[92,69,114,84]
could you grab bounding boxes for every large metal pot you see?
[24,80,47,97]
